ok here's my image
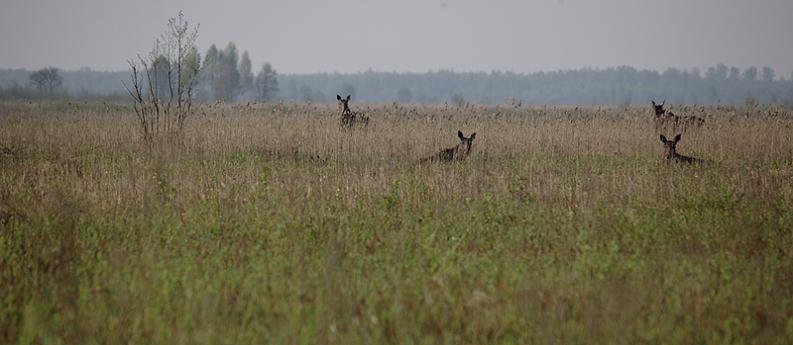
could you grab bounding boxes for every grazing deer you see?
[659,134,706,164]
[420,130,477,163]
[337,94,369,129]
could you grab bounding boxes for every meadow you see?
[1,101,792,344]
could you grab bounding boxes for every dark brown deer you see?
[653,100,705,132]
[337,94,369,129]
[420,130,477,163]
[659,134,706,164]
[652,100,676,131]
[652,100,666,117]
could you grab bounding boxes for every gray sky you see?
[1,0,792,76]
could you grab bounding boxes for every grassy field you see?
[1,101,792,344]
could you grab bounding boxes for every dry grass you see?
[1,101,793,344]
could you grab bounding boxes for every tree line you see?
[1,63,792,105]
[0,40,280,104]
[276,65,793,105]
[196,43,279,102]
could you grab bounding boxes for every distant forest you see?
[2,64,792,106]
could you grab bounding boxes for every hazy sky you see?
[1,0,792,75]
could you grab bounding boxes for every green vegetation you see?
[1,101,792,344]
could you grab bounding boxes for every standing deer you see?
[420,130,477,163]
[337,94,369,129]
[652,100,705,132]
[653,100,676,131]
[659,134,707,164]
[652,100,666,117]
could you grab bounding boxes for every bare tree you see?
[29,67,62,99]
[124,11,200,141]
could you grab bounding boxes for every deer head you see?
[457,130,476,156]
[659,133,681,159]
[337,94,351,115]
[652,100,666,117]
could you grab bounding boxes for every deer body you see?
[337,94,369,129]
[660,134,706,164]
[421,130,476,163]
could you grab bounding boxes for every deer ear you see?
[673,134,681,142]
[337,95,341,100]
[469,133,476,140]
[652,101,656,106]
[660,134,667,143]
[458,130,464,139]
[346,95,351,101]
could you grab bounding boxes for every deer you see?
[652,100,705,132]
[337,94,369,129]
[659,134,707,164]
[652,100,677,131]
[420,130,477,163]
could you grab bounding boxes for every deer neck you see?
[665,148,678,161]
[454,143,469,159]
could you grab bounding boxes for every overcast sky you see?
[1,0,792,76]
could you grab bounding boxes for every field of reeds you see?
[1,101,792,344]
